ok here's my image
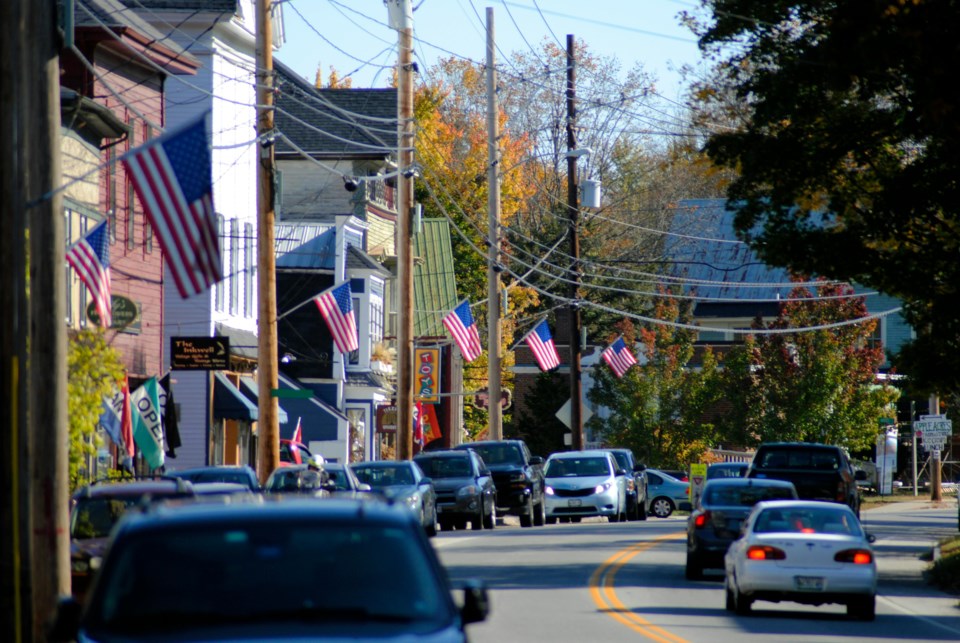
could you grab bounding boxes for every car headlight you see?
[626,479,635,492]
[594,482,612,494]
[545,486,555,496]
[71,559,89,574]
[457,485,479,498]
[405,492,421,507]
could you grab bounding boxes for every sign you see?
[555,398,594,429]
[414,348,441,403]
[87,295,141,332]
[915,415,952,452]
[690,463,707,508]
[376,405,397,433]
[170,336,230,370]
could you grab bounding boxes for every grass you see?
[929,535,960,594]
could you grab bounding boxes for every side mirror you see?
[634,464,646,472]
[358,483,372,492]
[616,469,627,477]
[866,533,877,543]
[460,579,489,625]
[480,468,491,477]
[48,596,82,642]
[529,456,544,466]
[418,477,433,486]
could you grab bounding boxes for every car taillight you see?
[836,481,846,502]
[746,545,786,560]
[835,549,873,564]
[694,511,711,528]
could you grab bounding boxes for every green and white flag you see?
[130,377,165,470]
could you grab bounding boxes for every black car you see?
[706,462,749,480]
[685,477,798,579]
[606,448,648,521]
[415,449,497,531]
[453,440,546,527]
[165,465,262,491]
[52,499,489,642]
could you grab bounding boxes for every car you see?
[706,462,749,480]
[724,499,877,620]
[69,478,197,601]
[543,450,627,524]
[661,469,690,482]
[350,460,438,537]
[685,478,798,579]
[279,438,313,466]
[165,464,261,491]
[645,469,692,518]
[323,462,372,498]
[263,463,333,497]
[414,449,497,531]
[606,448,648,521]
[51,499,489,642]
[453,439,546,527]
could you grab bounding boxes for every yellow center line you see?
[589,532,689,643]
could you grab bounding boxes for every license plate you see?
[794,576,824,591]
[568,499,582,507]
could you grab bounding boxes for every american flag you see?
[314,281,359,353]
[524,319,561,371]
[602,337,638,378]
[66,220,112,327]
[123,117,222,299]
[442,300,483,362]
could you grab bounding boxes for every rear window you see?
[415,457,473,478]
[753,506,863,536]
[755,448,840,471]
[703,484,796,507]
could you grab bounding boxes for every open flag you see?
[130,377,165,470]
[523,319,561,371]
[123,116,221,299]
[442,300,483,362]
[602,337,638,378]
[66,220,112,327]
[314,281,359,353]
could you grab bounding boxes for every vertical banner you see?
[414,347,441,403]
[877,425,898,495]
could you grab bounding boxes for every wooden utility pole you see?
[486,7,503,441]
[390,0,415,460]
[566,34,583,451]
[930,394,942,502]
[255,0,281,484]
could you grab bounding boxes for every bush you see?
[928,539,960,593]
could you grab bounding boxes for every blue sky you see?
[275,0,706,100]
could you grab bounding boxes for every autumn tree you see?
[717,283,899,451]
[688,1,960,395]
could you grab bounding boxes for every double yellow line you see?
[588,532,689,643]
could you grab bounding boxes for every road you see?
[435,500,960,643]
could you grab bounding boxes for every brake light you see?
[836,481,846,503]
[746,545,786,560]
[694,511,711,528]
[835,549,873,564]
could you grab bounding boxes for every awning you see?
[239,376,289,424]
[213,372,258,421]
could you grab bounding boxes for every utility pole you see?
[486,7,503,441]
[566,34,583,451]
[255,0,281,484]
[389,0,415,460]
[930,394,942,502]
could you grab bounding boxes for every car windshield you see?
[71,498,139,539]
[609,452,630,471]
[704,485,795,507]
[755,448,840,470]
[753,506,863,536]
[468,445,522,465]
[415,457,472,479]
[324,468,354,491]
[84,521,452,634]
[545,457,610,478]
[266,469,326,493]
[352,465,415,488]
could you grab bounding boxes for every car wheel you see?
[519,496,534,528]
[608,511,620,523]
[685,552,703,580]
[471,507,484,530]
[533,498,546,527]
[637,499,648,521]
[454,519,467,530]
[425,506,438,538]
[724,578,736,612]
[570,516,581,523]
[438,517,452,532]
[650,497,674,518]
[733,579,752,616]
[546,516,557,525]
[847,595,875,621]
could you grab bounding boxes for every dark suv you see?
[453,440,546,527]
[415,449,497,531]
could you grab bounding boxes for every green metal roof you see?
[413,219,458,337]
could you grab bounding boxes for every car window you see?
[647,473,663,485]
[469,445,522,465]
[416,457,472,478]
[353,465,414,487]
[704,484,796,507]
[610,452,630,471]
[756,448,840,470]
[753,507,863,536]
[71,498,138,539]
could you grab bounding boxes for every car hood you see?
[72,537,109,560]
[485,464,525,474]
[545,475,612,489]
[371,485,420,500]
[431,478,477,492]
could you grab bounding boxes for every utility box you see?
[581,179,602,209]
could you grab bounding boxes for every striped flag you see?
[602,337,638,378]
[65,220,112,327]
[314,281,359,353]
[442,300,483,362]
[524,319,561,371]
[123,117,221,299]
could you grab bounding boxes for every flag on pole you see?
[291,417,303,444]
[65,220,112,327]
[98,395,124,451]
[314,281,359,353]
[442,300,483,362]
[123,117,221,299]
[120,376,135,460]
[601,337,638,378]
[414,401,424,446]
[158,373,182,458]
[523,319,561,371]
[130,377,165,470]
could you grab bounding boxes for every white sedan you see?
[724,500,877,620]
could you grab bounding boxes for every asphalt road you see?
[435,500,960,643]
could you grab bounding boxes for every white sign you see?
[915,415,952,452]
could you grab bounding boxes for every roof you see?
[345,370,391,390]
[214,322,257,361]
[121,0,237,10]
[347,245,390,276]
[548,450,613,459]
[414,219,459,337]
[77,0,199,69]
[275,224,336,270]
[274,60,398,158]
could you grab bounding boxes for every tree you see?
[67,328,125,489]
[511,371,569,458]
[586,300,722,468]
[688,1,960,395]
[716,283,899,451]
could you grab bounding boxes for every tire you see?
[650,497,674,519]
[546,516,558,525]
[627,498,640,521]
[608,511,620,523]
[438,517,452,532]
[471,509,483,530]
[425,506,438,538]
[570,516,581,523]
[847,595,875,621]
[454,519,467,530]
[734,581,752,616]
[724,579,736,611]
[685,552,703,580]
[637,496,648,521]
[482,502,495,530]
[533,497,546,526]
[519,496,534,528]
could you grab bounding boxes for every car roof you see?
[757,442,839,450]
[753,499,854,512]
[72,479,193,499]
[709,462,748,468]
[703,477,794,488]
[548,450,612,459]
[350,460,415,468]
[415,450,472,458]
[168,465,254,474]
[646,468,686,480]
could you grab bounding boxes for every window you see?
[370,298,383,345]
[64,211,73,324]
[215,215,225,311]
[127,179,136,250]
[144,124,153,253]
[230,218,239,314]
[348,297,361,365]
[107,147,116,243]
[244,223,254,317]
[867,318,885,351]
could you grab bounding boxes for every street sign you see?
[915,415,952,452]
[170,336,230,370]
[690,463,707,508]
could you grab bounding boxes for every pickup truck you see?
[745,442,866,517]
[454,439,546,527]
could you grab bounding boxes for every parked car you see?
[685,478,798,579]
[323,462,372,498]
[350,460,438,537]
[645,469,692,518]
[263,463,332,497]
[745,442,866,517]
[706,462,749,480]
[51,499,489,642]
[414,449,497,531]
[606,448,648,521]
[661,469,690,482]
[279,438,313,466]
[165,464,261,491]
[453,440,546,528]
[543,450,627,523]
[724,499,877,620]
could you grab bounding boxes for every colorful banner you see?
[415,347,441,403]
[130,377,165,470]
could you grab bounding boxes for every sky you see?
[275,0,707,101]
